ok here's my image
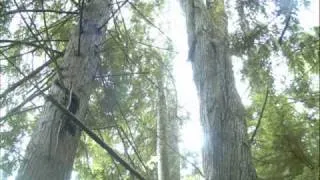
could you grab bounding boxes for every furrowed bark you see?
[179,0,257,179]
[16,0,111,179]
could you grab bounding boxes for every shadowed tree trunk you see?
[16,0,111,179]
[179,0,257,179]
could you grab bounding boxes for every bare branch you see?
[0,89,45,122]
[0,51,62,99]
[278,15,291,45]
[45,94,146,180]
[0,40,67,53]
[0,48,37,61]
[5,9,78,15]
[249,88,269,144]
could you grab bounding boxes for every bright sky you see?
[168,1,202,152]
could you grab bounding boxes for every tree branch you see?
[249,88,269,144]
[278,15,291,45]
[2,49,146,180]
[45,94,146,180]
[5,9,78,15]
[0,52,62,100]
[78,0,85,56]
[0,40,65,54]
[12,0,65,81]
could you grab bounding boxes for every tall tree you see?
[157,73,170,180]
[179,0,257,179]
[16,0,111,179]
[1,0,184,179]
[166,93,180,180]
[157,66,180,180]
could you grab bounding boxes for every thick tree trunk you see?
[179,0,257,179]
[16,1,110,179]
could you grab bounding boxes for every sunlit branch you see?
[5,9,78,15]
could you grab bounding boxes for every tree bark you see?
[157,75,170,180]
[167,101,180,180]
[156,74,180,180]
[179,0,257,179]
[16,1,110,179]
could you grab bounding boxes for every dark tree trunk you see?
[16,1,111,179]
[179,0,257,179]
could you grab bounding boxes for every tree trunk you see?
[167,102,180,180]
[157,76,170,180]
[156,74,180,180]
[179,0,257,179]
[16,1,110,179]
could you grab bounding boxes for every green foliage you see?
[71,1,177,179]
[282,27,319,74]
[234,0,319,179]
[0,113,32,176]
[249,94,319,179]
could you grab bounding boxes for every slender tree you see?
[156,68,180,180]
[166,96,180,180]
[157,73,170,180]
[179,0,257,179]
[16,0,111,179]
